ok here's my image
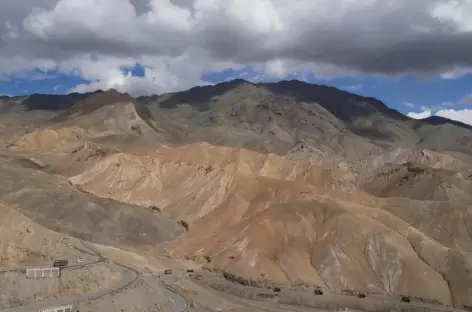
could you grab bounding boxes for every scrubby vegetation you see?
[178,219,189,230]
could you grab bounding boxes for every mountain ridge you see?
[3,79,471,134]
[3,79,472,159]
[0,79,447,125]
[3,79,470,134]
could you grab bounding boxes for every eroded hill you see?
[2,81,472,309]
[19,141,472,307]
[0,151,183,247]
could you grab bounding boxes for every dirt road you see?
[194,271,471,312]
[0,240,190,312]
[0,241,137,312]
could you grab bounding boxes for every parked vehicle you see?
[53,260,69,268]
[164,269,172,275]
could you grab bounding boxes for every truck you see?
[53,260,69,268]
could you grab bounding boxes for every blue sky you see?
[1,65,471,117]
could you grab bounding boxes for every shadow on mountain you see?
[145,79,248,111]
[262,80,408,122]
[22,93,90,111]
[420,116,472,131]
[51,89,133,121]
[0,153,183,247]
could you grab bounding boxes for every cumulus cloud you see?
[436,109,472,125]
[407,107,472,126]
[1,0,472,95]
[407,110,433,119]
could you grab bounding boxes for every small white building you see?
[39,304,74,312]
[25,266,60,279]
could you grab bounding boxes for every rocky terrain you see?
[1,79,472,311]
[0,264,122,309]
[0,202,82,266]
[0,202,117,309]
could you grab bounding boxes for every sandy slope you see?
[4,87,472,309]
[0,151,183,248]
[31,141,472,307]
[9,99,169,158]
[361,162,472,202]
[0,202,80,266]
[49,143,372,222]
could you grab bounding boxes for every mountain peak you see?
[421,116,472,130]
[52,89,134,121]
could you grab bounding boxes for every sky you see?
[0,0,472,124]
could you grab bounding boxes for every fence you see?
[39,304,74,312]
[25,267,60,278]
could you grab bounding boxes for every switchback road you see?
[0,240,189,312]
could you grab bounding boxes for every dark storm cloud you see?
[265,0,472,76]
[1,0,472,80]
[188,0,472,76]
[275,29,472,76]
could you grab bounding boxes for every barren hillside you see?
[361,162,472,202]
[8,90,172,162]
[29,141,472,307]
[0,151,183,247]
[0,201,81,266]
[2,81,472,309]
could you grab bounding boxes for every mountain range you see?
[1,79,472,308]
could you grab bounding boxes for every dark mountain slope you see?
[52,89,133,122]
[3,79,472,159]
[137,79,472,159]
[140,81,385,159]
[7,90,176,159]
[422,116,472,130]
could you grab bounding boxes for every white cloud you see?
[1,0,472,95]
[435,109,472,125]
[407,107,472,126]
[0,57,56,77]
[407,110,432,119]
[4,21,19,39]
[262,59,290,78]
[432,0,472,32]
[440,67,472,80]
[66,50,240,95]
[403,101,415,108]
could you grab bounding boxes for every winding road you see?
[162,286,189,312]
[0,240,189,312]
